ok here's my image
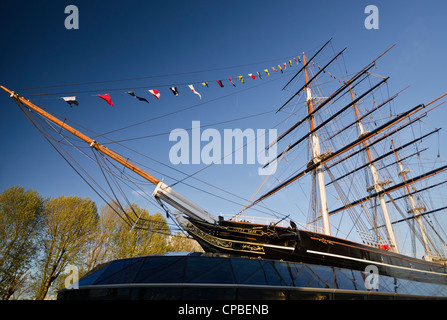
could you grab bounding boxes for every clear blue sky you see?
[1,1,447,242]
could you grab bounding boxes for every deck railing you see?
[222,215,323,234]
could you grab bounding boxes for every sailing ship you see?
[3,40,447,295]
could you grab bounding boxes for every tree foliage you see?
[0,186,202,300]
[0,186,44,300]
[96,202,171,261]
[33,195,98,300]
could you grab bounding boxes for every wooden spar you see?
[269,64,374,151]
[328,164,447,216]
[327,115,426,170]
[378,148,428,172]
[246,95,447,210]
[303,52,331,236]
[328,85,410,141]
[381,179,447,204]
[376,206,447,228]
[392,139,414,195]
[326,128,441,186]
[391,140,433,256]
[349,86,373,163]
[264,76,389,168]
[276,47,346,113]
[303,52,316,131]
[327,101,445,171]
[275,44,395,132]
[331,106,447,231]
[281,38,332,91]
[1,86,160,186]
[348,83,398,252]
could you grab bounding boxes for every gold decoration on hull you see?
[187,223,266,254]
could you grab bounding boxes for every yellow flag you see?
[239,75,244,83]
[264,69,270,76]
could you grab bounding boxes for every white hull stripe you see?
[264,244,295,251]
[306,250,447,277]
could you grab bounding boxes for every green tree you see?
[0,186,44,300]
[33,195,98,300]
[168,232,202,253]
[100,203,172,260]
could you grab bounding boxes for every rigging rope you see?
[14,53,307,92]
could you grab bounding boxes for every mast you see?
[391,140,432,259]
[303,53,331,236]
[1,86,219,225]
[349,87,399,252]
[250,96,445,211]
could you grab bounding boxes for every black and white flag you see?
[61,96,79,107]
[127,91,149,103]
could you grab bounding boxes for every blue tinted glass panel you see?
[287,262,305,287]
[79,262,112,286]
[273,261,296,286]
[230,258,263,284]
[239,263,270,285]
[431,283,447,297]
[308,264,335,287]
[95,257,142,284]
[406,280,428,297]
[294,265,330,288]
[238,260,285,286]
[394,278,414,295]
[376,274,396,293]
[350,270,368,291]
[184,257,234,284]
[134,256,185,283]
[96,258,144,285]
[335,268,358,290]
[259,261,284,286]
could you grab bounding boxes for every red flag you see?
[97,94,113,106]
[149,89,160,99]
[248,73,256,79]
[217,80,224,87]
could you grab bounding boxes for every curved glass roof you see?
[70,252,447,299]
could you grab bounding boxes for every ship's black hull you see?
[183,217,447,286]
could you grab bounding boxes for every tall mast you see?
[349,87,399,252]
[303,53,331,236]
[1,86,219,225]
[391,140,432,259]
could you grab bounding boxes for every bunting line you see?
[46,52,350,107]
